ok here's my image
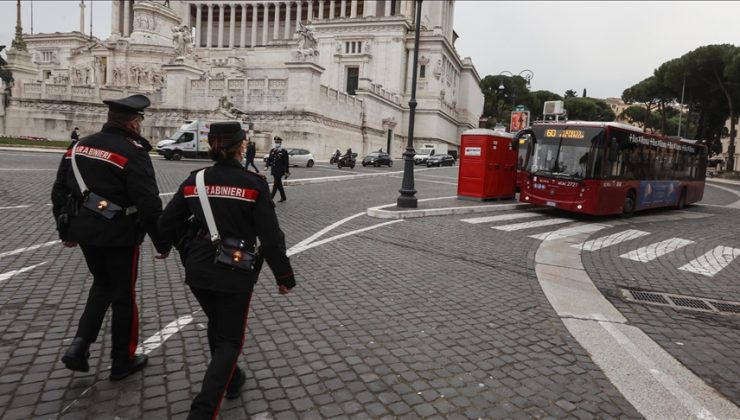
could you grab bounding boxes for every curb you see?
[367,196,531,219]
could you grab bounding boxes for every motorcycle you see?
[337,153,357,169]
[329,152,341,165]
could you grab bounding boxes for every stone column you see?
[295,1,302,28]
[262,3,269,45]
[79,1,86,33]
[363,0,376,17]
[229,4,236,48]
[318,0,324,19]
[350,0,357,18]
[384,0,391,16]
[195,4,202,47]
[329,0,335,18]
[273,2,281,39]
[123,0,130,36]
[340,0,346,17]
[307,0,313,21]
[400,0,407,17]
[111,0,120,36]
[251,4,258,47]
[284,2,291,39]
[207,4,214,47]
[240,5,247,47]
[217,4,225,48]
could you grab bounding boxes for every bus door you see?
[600,129,632,213]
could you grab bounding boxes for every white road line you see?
[288,220,402,256]
[460,212,541,224]
[678,246,740,277]
[0,240,60,259]
[0,262,47,282]
[0,205,32,210]
[575,229,651,251]
[388,175,459,186]
[136,313,197,355]
[494,218,572,232]
[290,212,365,251]
[529,223,610,241]
[620,238,694,262]
[0,168,57,171]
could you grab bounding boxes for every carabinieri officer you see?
[158,122,295,419]
[51,94,171,380]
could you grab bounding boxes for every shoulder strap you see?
[70,143,88,194]
[195,169,220,244]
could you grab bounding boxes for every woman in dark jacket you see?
[158,122,295,420]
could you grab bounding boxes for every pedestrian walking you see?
[158,122,296,420]
[267,136,290,202]
[245,140,259,173]
[70,127,80,146]
[51,94,172,381]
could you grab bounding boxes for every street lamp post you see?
[497,70,533,126]
[397,0,423,209]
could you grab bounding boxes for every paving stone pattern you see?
[4,150,727,418]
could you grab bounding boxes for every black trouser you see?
[245,158,259,173]
[77,245,140,361]
[271,174,286,200]
[187,287,253,420]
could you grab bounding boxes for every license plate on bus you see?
[545,201,557,207]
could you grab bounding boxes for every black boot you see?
[62,337,91,372]
[110,354,148,381]
[225,367,245,399]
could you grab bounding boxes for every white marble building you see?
[1,0,483,157]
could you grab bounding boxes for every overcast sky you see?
[2,1,739,100]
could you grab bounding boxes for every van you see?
[414,143,448,165]
[157,120,249,160]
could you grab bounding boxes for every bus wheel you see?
[172,151,182,161]
[621,191,636,218]
[676,189,687,210]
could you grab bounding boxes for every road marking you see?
[0,205,32,210]
[575,229,651,251]
[0,262,47,282]
[290,212,365,251]
[288,220,403,256]
[678,246,740,277]
[136,313,198,355]
[0,240,60,259]
[0,168,57,171]
[620,238,694,262]
[494,218,572,232]
[460,212,541,224]
[529,223,610,241]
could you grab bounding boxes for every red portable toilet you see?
[457,129,518,200]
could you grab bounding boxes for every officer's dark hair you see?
[208,122,245,162]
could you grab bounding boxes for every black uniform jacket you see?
[268,148,290,177]
[51,122,171,253]
[158,159,295,293]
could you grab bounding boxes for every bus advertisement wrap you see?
[638,181,680,208]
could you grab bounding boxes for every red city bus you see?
[517,121,707,217]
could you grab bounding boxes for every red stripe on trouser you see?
[128,245,140,359]
[210,291,253,420]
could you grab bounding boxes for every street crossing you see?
[461,212,740,278]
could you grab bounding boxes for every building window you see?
[346,67,359,95]
[344,41,363,55]
[420,65,426,79]
[42,51,53,62]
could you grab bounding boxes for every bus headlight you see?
[577,204,582,210]
[524,195,530,201]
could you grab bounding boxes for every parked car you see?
[426,154,455,167]
[264,148,315,167]
[362,152,393,167]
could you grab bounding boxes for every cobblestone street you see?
[1,150,739,419]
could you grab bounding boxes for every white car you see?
[263,148,315,168]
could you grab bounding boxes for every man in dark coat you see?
[267,136,290,202]
[70,127,80,146]
[51,94,172,381]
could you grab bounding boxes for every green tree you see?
[479,74,533,127]
[564,89,578,99]
[564,97,616,121]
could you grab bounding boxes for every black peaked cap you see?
[103,94,151,116]
[209,122,246,148]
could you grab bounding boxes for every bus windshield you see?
[527,126,604,180]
